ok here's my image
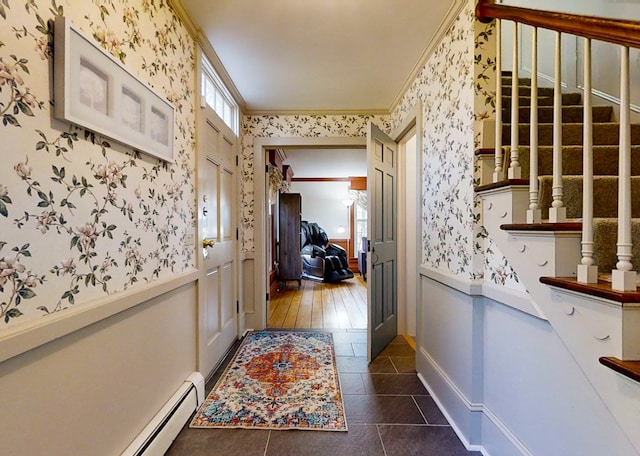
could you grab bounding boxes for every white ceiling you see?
[283,148,366,178]
[178,0,456,113]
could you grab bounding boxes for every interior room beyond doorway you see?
[266,146,367,330]
[268,275,367,329]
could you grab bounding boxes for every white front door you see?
[367,122,398,361]
[197,104,238,377]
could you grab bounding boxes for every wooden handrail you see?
[476,0,640,49]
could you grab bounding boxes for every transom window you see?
[201,55,238,135]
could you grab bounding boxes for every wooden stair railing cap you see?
[599,357,640,383]
[475,148,495,156]
[501,222,582,232]
[475,179,528,193]
[540,276,640,303]
[476,0,640,50]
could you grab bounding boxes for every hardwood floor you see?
[268,275,367,329]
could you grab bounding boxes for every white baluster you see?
[527,26,541,223]
[578,38,598,283]
[494,19,504,182]
[612,46,636,291]
[549,32,566,222]
[508,21,521,179]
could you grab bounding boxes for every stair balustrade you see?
[508,21,521,180]
[615,47,635,290]
[578,38,597,283]
[476,0,640,291]
[493,19,504,182]
[526,26,541,224]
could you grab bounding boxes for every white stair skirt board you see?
[122,372,205,456]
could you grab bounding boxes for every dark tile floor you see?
[166,330,480,456]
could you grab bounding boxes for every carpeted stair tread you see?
[591,218,640,272]
[502,76,532,86]
[538,175,640,219]
[502,93,582,107]
[503,122,640,146]
[502,86,555,97]
[497,72,640,277]
[502,105,612,124]
[516,145,640,176]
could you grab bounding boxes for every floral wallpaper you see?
[240,114,391,253]
[391,2,478,279]
[390,0,522,289]
[0,0,195,327]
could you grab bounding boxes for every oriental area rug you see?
[190,331,347,431]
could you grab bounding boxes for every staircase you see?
[476,72,640,381]
[499,74,640,274]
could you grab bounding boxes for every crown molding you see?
[197,32,247,112]
[170,0,468,117]
[243,108,390,117]
[167,0,198,38]
[168,0,247,112]
[389,0,469,114]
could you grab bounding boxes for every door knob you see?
[370,246,379,265]
[203,238,216,248]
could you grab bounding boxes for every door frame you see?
[247,106,421,344]
[248,137,366,331]
[195,109,240,377]
[396,127,417,337]
[390,103,423,345]
[194,47,242,377]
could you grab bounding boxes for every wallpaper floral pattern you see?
[240,114,391,253]
[0,0,195,327]
[391,3,478,279]
[390,0,522,289]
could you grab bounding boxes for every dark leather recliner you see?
[300,221,354,282]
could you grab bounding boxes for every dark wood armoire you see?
[278,192,302,289]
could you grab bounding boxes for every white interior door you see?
[197,104,238,377]
[367,122,398,361]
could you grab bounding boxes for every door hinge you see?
[236,300,239,313]
[265,164,269,173]
[367,239,371,252]
[266,293,270,302]
[235,155,239,166]
[236,227,239,240]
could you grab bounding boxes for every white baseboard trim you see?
[481,404,534,456]
[417,371,485,453]
[418,347,533,456]
[417,347,483,453]
[122,372,204,456]
[419,265,546,320]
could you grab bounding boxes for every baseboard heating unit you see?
[122,372,205,456]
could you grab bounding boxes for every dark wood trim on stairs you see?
[599,357,640,383]
[501,222,582,231]
[475,179,528,193]
[476,0,640,49]
[540,276,640,302]
[475,148,495,156]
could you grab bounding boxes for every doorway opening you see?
[249,113,421,359]
[397,129,418,341]
[264,146,368,330]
